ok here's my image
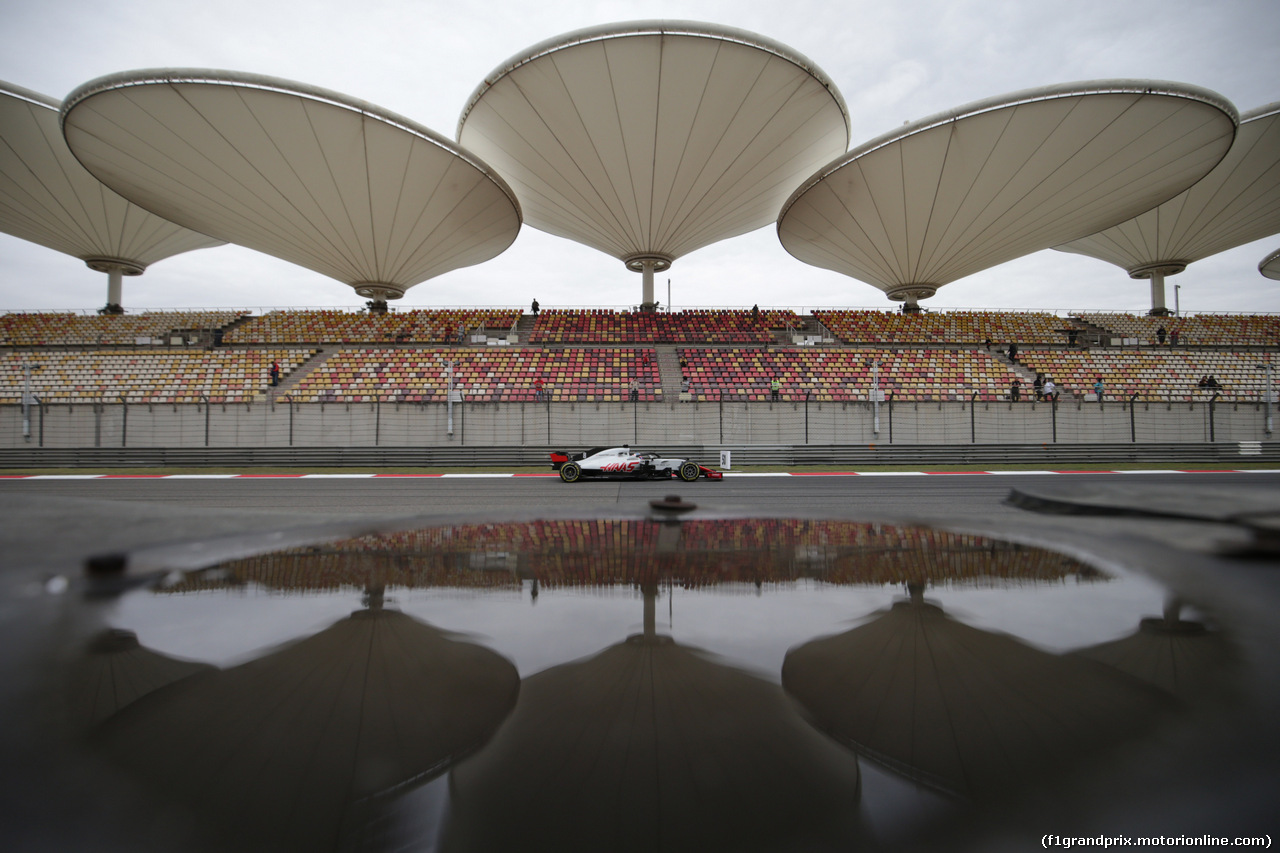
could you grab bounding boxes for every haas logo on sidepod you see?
[601,461,639,472]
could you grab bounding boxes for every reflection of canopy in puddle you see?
[172,519,1102,593]
[781,588,1173,800]
[93,597,519,851]
[1073,600,1238,703]
[69,628,215,729]
[442,585,864,853]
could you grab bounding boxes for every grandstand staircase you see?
[214,313,256,342]
[655,345,684,399]
[270,349,334,399]
[515,314,537,343]
[992,348,1039,394]
[1069,317,1111,346]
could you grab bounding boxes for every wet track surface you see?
[2,470,1278,851]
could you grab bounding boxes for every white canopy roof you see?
[1055,102,1280,279]
[0,80,223,276]
[777,81,1238,306]
[457,21,850,273]
[61,70,522,301]
[1260,247,1280,281]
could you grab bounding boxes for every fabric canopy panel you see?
[0,80,223,274]
[1055,102,1280,278]
[777,81,1238,307]
[457,21,850,273]
[61,71,522,301]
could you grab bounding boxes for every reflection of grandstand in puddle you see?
[171,519,1105,594]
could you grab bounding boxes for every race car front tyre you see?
[560,462,581,483]
[678,461,700,482]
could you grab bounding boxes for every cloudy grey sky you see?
[1,0,1277,315]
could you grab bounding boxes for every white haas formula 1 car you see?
[551,446,723,483]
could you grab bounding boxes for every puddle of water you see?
[45,518,1256,851]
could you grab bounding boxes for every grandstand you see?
[0,311,248,347]
[677,348,1022,402]
[1013,349,1269,402]
[813,310,1067,345]
[226,309,521,345]
[1,307,1276,448]
[529,309,782,344]
[0,348,313,404]
[286,347,662,403]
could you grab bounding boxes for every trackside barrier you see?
[0,443,1276,469]
[0,399,1275,452]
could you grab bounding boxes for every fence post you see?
[1129,393,1139,443]
[120,396,127,447]
[287,397,294,447]
[719,398,723,444]
[1051,396,1058,443]
[38,400,44,447]
[970,392,978,443]
[1209,392,1219,442]
[375,399,381,446]
[804,393,810,445]
[888,394,894,443]
[94,401,101,448]
[202,394,211,447]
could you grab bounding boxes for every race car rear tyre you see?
[678,461,700,482]
[560,462,581,483]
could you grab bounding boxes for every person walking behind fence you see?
[1043,377,1057,402]
[531,298,539,316]
[1156,325,1167,345]
[629,377,639,402]
[270,361,280,386]
[534,377,544,401]
[1094,376,1104,401]
[771,376,782,401]
[1010,377,1021,401]
[1033,373,1044,401]
[1008,342,1018,360]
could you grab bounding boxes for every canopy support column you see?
[1149,272,1170,316]
[86,257,144,314]
[625,254,672,313]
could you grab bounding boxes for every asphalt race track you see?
[3,471,1278,577]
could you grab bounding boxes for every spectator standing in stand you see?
[1043,377,1057,402]
[270,361,280,386]
[534,377,544,401]
[1170,329,1179,347]
[1008,342,1019,360]
[1156,325,1167,345]
[1093,376,1104,401]
[751,304,759,322]
[1033,373,1044,401]
[770,376,782,401]
[1010,377,1021,401]
[628,377,640,402]
[531,298,539,316]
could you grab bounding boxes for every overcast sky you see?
[1,0,1277,315]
